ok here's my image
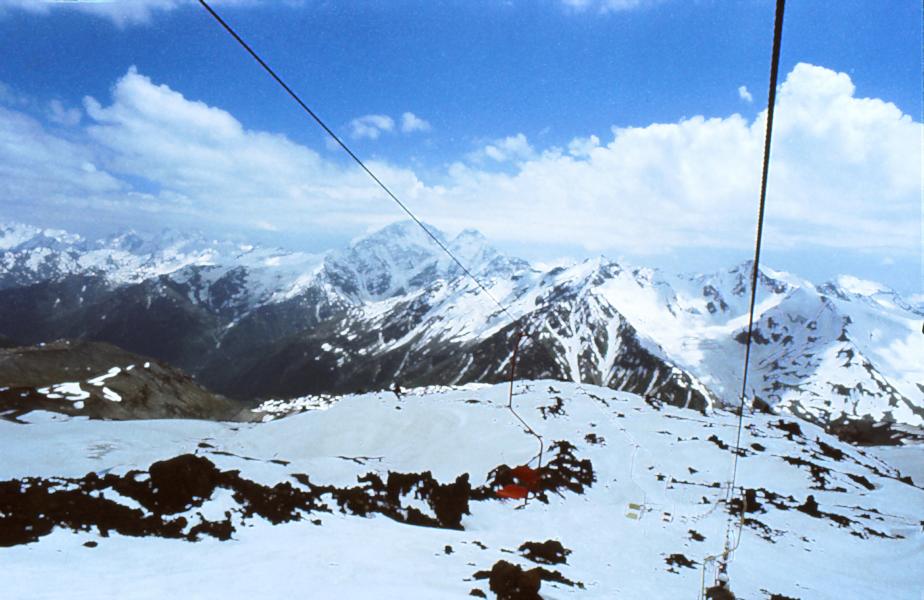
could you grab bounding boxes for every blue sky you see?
[0,0,920,293]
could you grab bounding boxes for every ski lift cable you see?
[706,1,786,595]
[506,328,545,469]
[195,0,515,325]
[196,0,543,493]
[729,0,786,495]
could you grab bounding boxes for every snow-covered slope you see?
[339,255,922,425]
[1,382,921,599]
[1,221,921,428]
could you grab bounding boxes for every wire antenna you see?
[196,0,515,323]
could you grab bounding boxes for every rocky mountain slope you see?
[0,340,245,421]
[0,221,921,428]
[1,382,921,599]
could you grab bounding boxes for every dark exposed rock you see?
[846,473,875,491]
[705,584,736,599]
[728,488,763,515]
[584,432,605,446]
[751,397,774,414]
[771,420,803,440]
[815,440,844,461]
[474,441,595,503]
[473,561,541,600]
[707,435,749,456]
[734,328,771,345]
[518,540,570,565]
[796,494,855,528]
[797,494,821,517]
[0,441,599,548]
[538,396,566,419]
[826,416,904,446]
[708,434,730,450]
[664,553,697,572]
[473,560,582,600]
[0,340,244,421]
[781,456,839,490]
[186,515,234,541]
[0,454,473,546]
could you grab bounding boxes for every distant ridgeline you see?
[0,221,921,429]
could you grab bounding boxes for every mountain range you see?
[1,221,921,429]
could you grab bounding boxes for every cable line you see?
[196,0,514,324]
[196,0,542,492]
[703,2,786,597]
[507,329,544,467]
[729,0,786,498]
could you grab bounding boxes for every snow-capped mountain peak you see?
[0,223,84,252]
[0,219,921,429]
[320,222,526,303]
[835,274,889,296]
[0,222,42,250]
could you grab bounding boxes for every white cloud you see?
[47,100,82,126]
[567,134,600,157]
[349,112,430,138]
[0,0,264,26]
[0,81,30,107]
[476,133,536,163]
[400,112,431,134]
[2,63,919,266]
[561,0,658,13]
[0,105,124,206]
[435,63,920,256]
[738,85,753,103]
[69,68,415,231]
[348,114,395,140]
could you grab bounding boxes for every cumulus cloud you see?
[73,68,415,230]
[400,112,431,134]
[348,114,395,140]
[567,134,600,157]
[0,105,124,208]
[738,85,753,103]
[2,63,920,264]
[474,133,536,163]
[349,112,431,138]
[435,63,920,256]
